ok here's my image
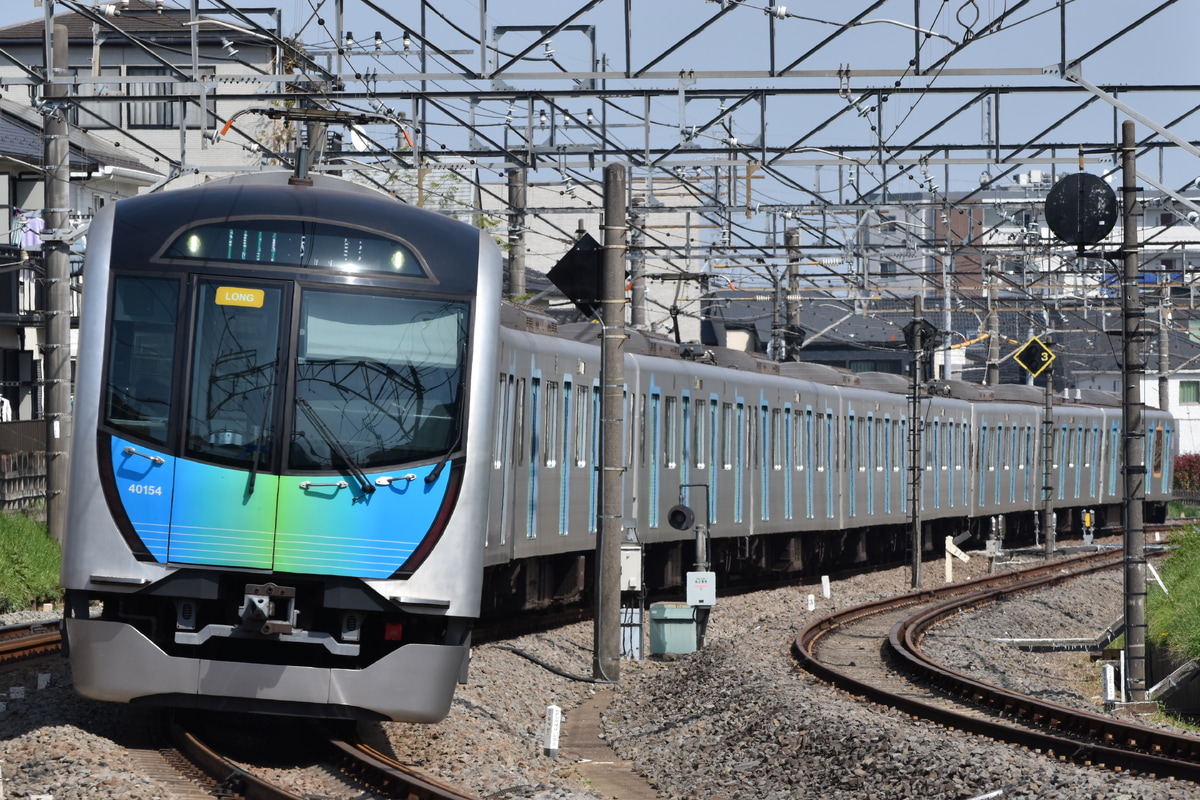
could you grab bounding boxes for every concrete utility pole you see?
[1159,301,1170,414]
[907,294,925,589]
[1041,366,1055,555]
[986,279,1001,386]
[506,167,527,300]
[43,21,72,546]
[594,164,627,682]
[1120,120,1148,702]
[629,205,646,329]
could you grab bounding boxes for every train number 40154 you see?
[127,484,164,496]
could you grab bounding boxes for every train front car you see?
[62,173,501,721]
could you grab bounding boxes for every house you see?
[0,0,282,185]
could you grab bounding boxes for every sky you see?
[0,2,1197,257]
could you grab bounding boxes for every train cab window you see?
[287,290,467,471]
[104,276,180,446]
[185,281,282,467]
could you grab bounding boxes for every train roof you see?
[501,303,1137,409]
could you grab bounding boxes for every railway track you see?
[0,618,62,664]
[152,712,483,800]
[794,548,1200,783]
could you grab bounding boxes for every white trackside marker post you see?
[543,705,562,758]
[821,575,830,599]
[944,536,970,583]
[807,594,815,612]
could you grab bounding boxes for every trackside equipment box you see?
[649,602,696,655]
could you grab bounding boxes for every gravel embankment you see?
[2,544,1196,799]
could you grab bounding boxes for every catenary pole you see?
[43,21,72,546]
[594,164,627,682]
[1120,120,1148,701]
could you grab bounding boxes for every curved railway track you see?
[794,548,1200,782]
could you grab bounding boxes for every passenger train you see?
[61,170,1174,721]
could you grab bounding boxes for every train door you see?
[169,279,285,569]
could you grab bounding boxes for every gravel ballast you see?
[2,546,1197,799]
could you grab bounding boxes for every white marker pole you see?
[543,705,562,758]
[821,575,831,599]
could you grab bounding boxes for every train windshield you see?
[290,290,468,470]
[103,277,469,472]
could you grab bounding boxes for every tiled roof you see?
[0,97,157,175]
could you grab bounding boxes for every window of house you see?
[1180,380,1200,404]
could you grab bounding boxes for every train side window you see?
[104,276,180,446]
[561,380,572,470]
[665,395,678,469]
[693,398,707,469]
[514,378,526,465]
[545,381,560,468]
[682,396,691,471]
[794,409,805,471]
[1153,424,1165,478]
[772,408,782,470]
[494,374,511,469]
[575,385,589,468]
[814,412,824,472]
[721,403,733,469]
[926,420,938,470]
[945,422,954,472]
[639,394,648,468]
[998,422,1008,470]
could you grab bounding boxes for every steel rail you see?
[0,620,62,664]
[795,549,1200,782]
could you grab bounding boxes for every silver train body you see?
[480,311,1174,607]
[63,173,501,721]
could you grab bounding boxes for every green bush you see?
[0,513,61,614]
[1147,523,1200,661]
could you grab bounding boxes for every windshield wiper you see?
[247,384,274,496]
[295,397,375,497]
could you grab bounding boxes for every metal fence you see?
[0,420,46,517]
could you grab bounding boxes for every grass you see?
[0,512,61,614]
[1168,500,1200,519]
[1147,522,1200,662]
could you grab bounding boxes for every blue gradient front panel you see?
[274,466,451,578]
[112,437,174,561]
[168,457,277,568]
[110,436,451,577]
